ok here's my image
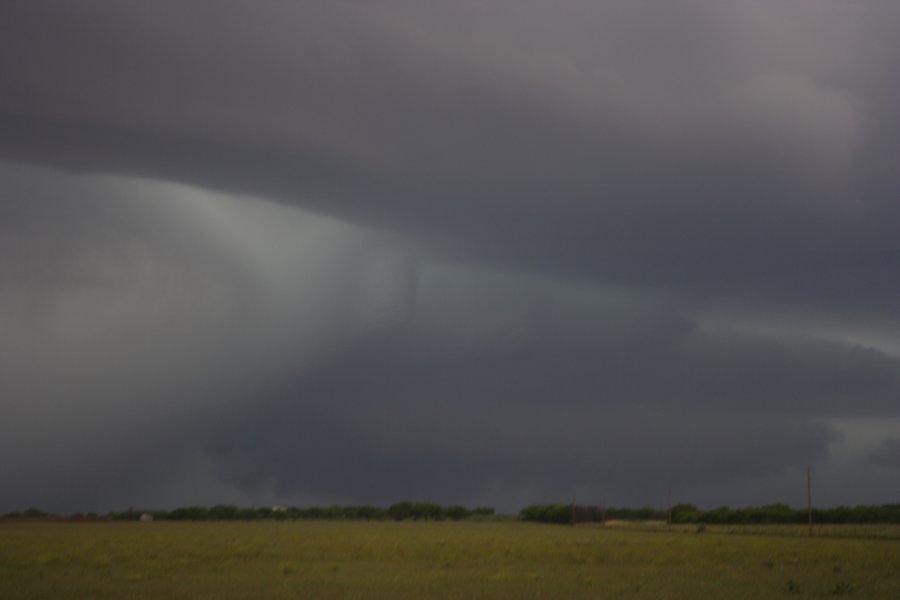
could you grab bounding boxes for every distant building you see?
[139,513,154,522]
[272,505,287,512]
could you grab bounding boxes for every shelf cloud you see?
[1,1,899,512]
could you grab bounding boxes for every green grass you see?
[2,520,899,598]
[602,519,900,540]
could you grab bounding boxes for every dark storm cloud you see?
[870,439,900,470]
[2,1,900,512]
[2,1,899,292]
[2,168,898,510]
[207,315,849,509]
[204,267,900,509]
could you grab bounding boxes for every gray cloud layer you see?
[1,2,899,512]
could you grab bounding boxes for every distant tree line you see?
[519,504,664,524]
[1,507,53,519]
[11,501,900,525]
[104,503,497,522]
[671,503,900,525]
[518,502,900,525]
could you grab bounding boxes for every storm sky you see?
[2,1,899,514]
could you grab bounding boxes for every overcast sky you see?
[2,1,899,514]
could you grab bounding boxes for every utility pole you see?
[806,467,813,537]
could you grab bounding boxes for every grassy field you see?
[602,519,900,540]
[2,520,899,599]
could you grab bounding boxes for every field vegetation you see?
[2,520,899,599]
